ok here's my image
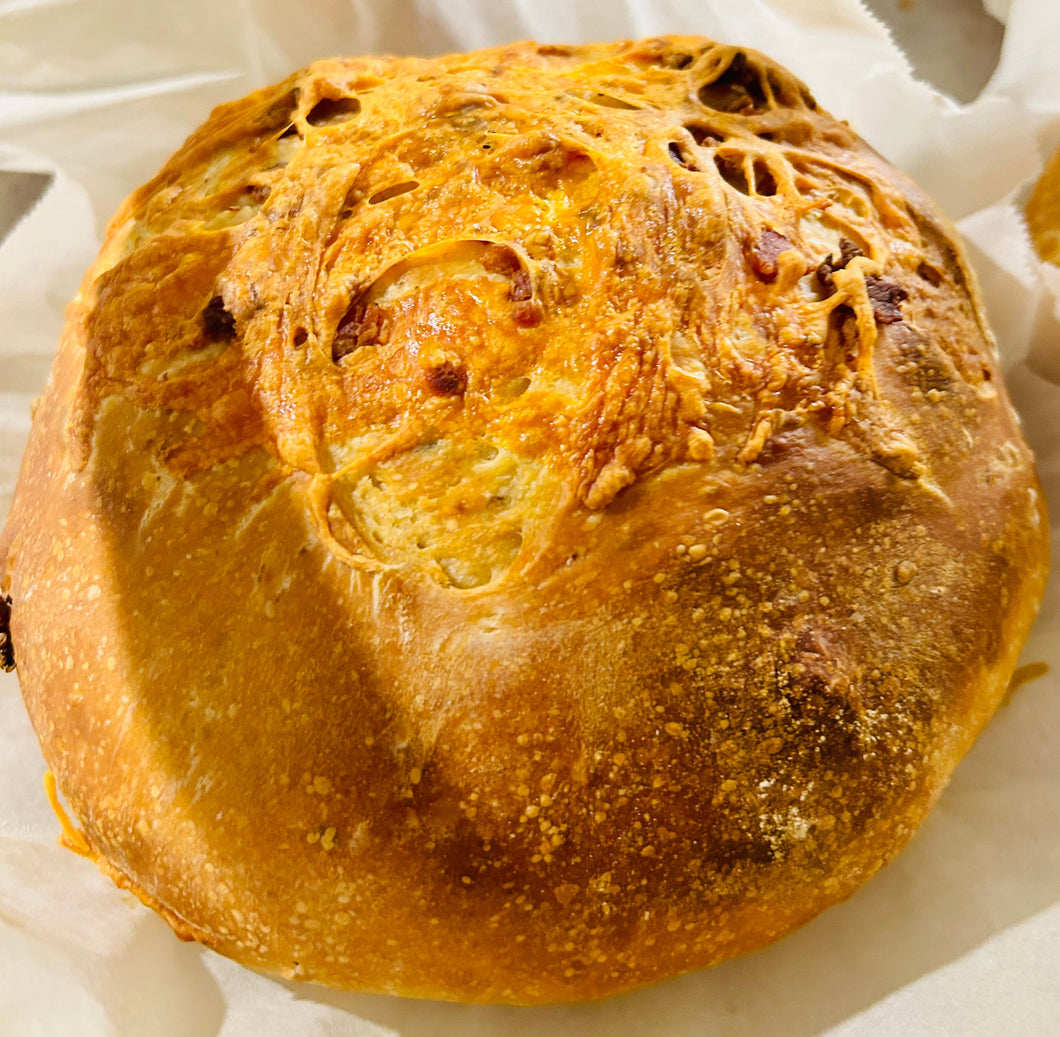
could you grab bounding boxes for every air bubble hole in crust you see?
[714,153,749,194]
[698,51,768,114]
[714,153,777,197]
[917,261,944,286]
[685,124,723,148]
[505,376,531,398]
[570,90,641,111]
[306,96,362,127]
[368,181,420,205]
[753,159,777,196]
[668,142,698,171]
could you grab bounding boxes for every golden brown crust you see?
[1027,144,1060,265]
[0,37,1050,1003]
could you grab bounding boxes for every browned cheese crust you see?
[0,37,1050,1003]
[1027,143,1060,265]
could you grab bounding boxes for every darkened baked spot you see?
[750,229,793,282]
[332,299,385,361]
[866,275,908,324]
[816,238,864,297]
[424,360,467,397]
[508,269,533,302]
[201,295,236,341]
[0,594,14,672]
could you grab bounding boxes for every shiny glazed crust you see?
[0,37,1050,1003]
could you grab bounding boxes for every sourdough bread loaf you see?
[0,37,1049,1003]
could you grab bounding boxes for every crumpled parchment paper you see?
[1,1,1058,1034]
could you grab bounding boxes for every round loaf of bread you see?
[0,37,1049,1003]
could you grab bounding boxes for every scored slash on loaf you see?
[0,36,1049,1003]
